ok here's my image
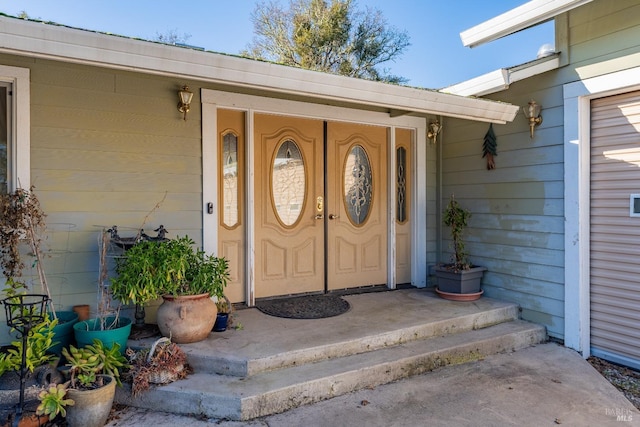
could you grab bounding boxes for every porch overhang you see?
[441,53,560,96]
[460,0,593,48]
[0,16,518,124]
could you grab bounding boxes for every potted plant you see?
[0,318,62,390]
[73,230,132,353]
[434,195,486,301]
[127,337,189,397]
[213,295,232,332]
[110,236,229,343]
[60,339,129,427]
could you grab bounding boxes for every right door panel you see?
[327,122,388,290]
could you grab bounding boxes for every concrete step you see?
[116,319,546,421]
[174,301,519,377]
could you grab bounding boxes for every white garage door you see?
[590,90,640,369]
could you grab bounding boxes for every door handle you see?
[315,214,324,219]
[328,214,339,220]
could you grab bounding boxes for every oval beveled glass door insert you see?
[344,144,372,225]
[272,139,306,226]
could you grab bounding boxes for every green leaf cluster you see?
[111,236,229,306]
[0,318,58,376]
[244,0,410,84]
[442,195,472,271]
[36,383,74,418]
[62,339,129,388]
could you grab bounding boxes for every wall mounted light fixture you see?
[427,120,442,144]
[177,85,193,121]
[523,99,542,138]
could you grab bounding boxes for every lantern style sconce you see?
[427,120,442,144]
[177,85,193,121]
[523,100,542,138]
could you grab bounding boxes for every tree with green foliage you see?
[243,0,410,84]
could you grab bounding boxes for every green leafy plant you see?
[110,236,229,306]
[36,382,74,418]
[442,194,472,271]
[0,318,58,376]
[62,339,129,388]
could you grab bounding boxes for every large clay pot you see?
[156,293,217,343]
[65,374,116,427]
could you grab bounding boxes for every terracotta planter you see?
[65,375,116,427]
[156,293,217,343]
[72,304,90,321]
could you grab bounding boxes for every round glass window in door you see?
[272,139,306,226]
[344,144,373,226]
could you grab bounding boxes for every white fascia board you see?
[460,0,593,48]
[441,54,560,97]
[440,69,509,97]
[0,17,518,124]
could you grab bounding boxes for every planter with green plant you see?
[213,295,233,332]
[72,229,132,354]
[435,195,486,300]
[60,338,129,427]
[0,317,61,385]
[110,236,229,343]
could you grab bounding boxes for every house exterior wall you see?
[439,0,640,341]
[0,53,206,344]
[0,51,436,345]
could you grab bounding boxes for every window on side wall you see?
[0,82,9,194]
[0,65,30,194]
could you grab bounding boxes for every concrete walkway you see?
[107,342,639,426]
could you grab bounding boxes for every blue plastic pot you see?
[73,316,132,353]
[48,310,80,355]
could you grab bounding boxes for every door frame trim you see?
[563,65,640,356]
[202,89,427,306]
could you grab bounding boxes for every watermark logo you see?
[606,408,634,422]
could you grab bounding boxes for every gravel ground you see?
[588,356,640,410]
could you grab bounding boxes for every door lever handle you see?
[315,214,324,219]
[328,214,339,220]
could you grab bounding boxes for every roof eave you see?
[441,53,560,97]
[0,16,518,124]
[460,0,593,48]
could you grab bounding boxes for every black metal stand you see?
[2,294,49,427]
[134,304,146,327]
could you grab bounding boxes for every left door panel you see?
[254,113,325,298]
[218,109,245,303]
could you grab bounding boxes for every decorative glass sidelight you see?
[396,146,407,223]
[344,144,372,225]
[222,132,239,227]
[272,139,305,226]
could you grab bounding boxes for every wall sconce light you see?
[177,85,193,121]
[427,120,442,144]
[523,99,542,138]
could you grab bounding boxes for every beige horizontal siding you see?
[590,90,640,362]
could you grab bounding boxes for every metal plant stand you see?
[2,294,49,427]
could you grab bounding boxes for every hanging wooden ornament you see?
[482,123,497,170]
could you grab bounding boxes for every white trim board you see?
[563,65,640,356]
[461,0,593,48]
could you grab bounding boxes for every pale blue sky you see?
[0,0,554,89]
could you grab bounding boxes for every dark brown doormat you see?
[255,294,350,319]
